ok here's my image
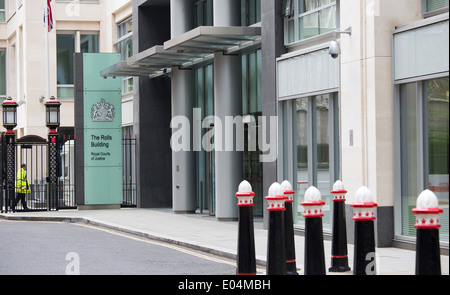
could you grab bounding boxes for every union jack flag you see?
[46,0,54,32]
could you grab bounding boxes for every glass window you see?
[284,0,337,44]
[425,0,449,12]
[195,64,215,215]
[0,50,6,99]
[117,18,133,61]
[194,0,213,27]
[293,93,339,230]
[242,50,262,115]
[80,34,99,53]
[241,0,261,26]
[57,32,99,99]
[116,18,134,94]
[399,78,449,242]
[57,34,75,86]
[0,0,5,22]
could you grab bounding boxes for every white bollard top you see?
[331,180,347,201]
[238,180,253,194]
[332,180,346,192]
[304,186,322,202]
[301,186,325,218]
[281,180,295,203]
[355,186,374,203]
[236,180,255,207]
[412,189,443,229]
[351,186,377,221]
[266,182,287,211]
[280,180,293,192]
[268,182,283,196]
[416,189,439,209]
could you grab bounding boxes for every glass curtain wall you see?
[399,77,449,242]
[242,49,263,216]
[195,65,215,215]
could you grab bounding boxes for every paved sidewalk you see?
[1,208,448,275]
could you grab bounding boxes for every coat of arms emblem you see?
[91,99,115,122]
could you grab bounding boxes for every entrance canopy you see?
[101,26,261,79]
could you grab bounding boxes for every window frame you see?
[422,0,449,17]
[284,0,338,45]
[394,75,449,244]
[56,31,99,100]
[279,91,340,229]
[115,17,134,95]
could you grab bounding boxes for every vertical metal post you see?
[48,132,58,211]
[5,131,15,213]
[236,180,256,275]
[265,182,287,275]
[412,189,443,275]
[302,186,326,275]
[281,180,298,275]
[351,186,378,275]
[329,180,351,272]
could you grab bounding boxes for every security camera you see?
[328,40,340,59]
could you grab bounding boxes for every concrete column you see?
[214,52,242,220]
[170,0,194,38]
[261,0,286,226]
[213,0,241,26]
[170,0,196,213]
[213,0,242,220]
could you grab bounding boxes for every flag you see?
[47,0,54,32]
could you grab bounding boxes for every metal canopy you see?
[164,26,261,55]
[101,26,261,79]
[100,62,162,78]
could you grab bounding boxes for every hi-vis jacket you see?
[15,168,31,194]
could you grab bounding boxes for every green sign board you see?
[79,53,123,206]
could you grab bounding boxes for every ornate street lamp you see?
[45,96,61,132]
[2,96,18,132]
[45,96,61,211]
[1,97,18,213]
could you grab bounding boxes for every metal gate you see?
[1,134,76,212]
[1,133,136,212]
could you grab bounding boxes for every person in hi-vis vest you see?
[12,164,30,211]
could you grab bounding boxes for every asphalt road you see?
[0,219,238,275]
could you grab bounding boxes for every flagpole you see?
[45,4,50,101]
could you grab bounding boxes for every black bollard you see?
[351,186,377,275]
[266,182,288,275]
[412,189,443,275]
[301,186,326,275]
[236,180,257,275]
[329,180,351,272]
[281,180,298,275]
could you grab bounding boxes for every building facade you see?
[0,0,134,139]
[1,0,448,251]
